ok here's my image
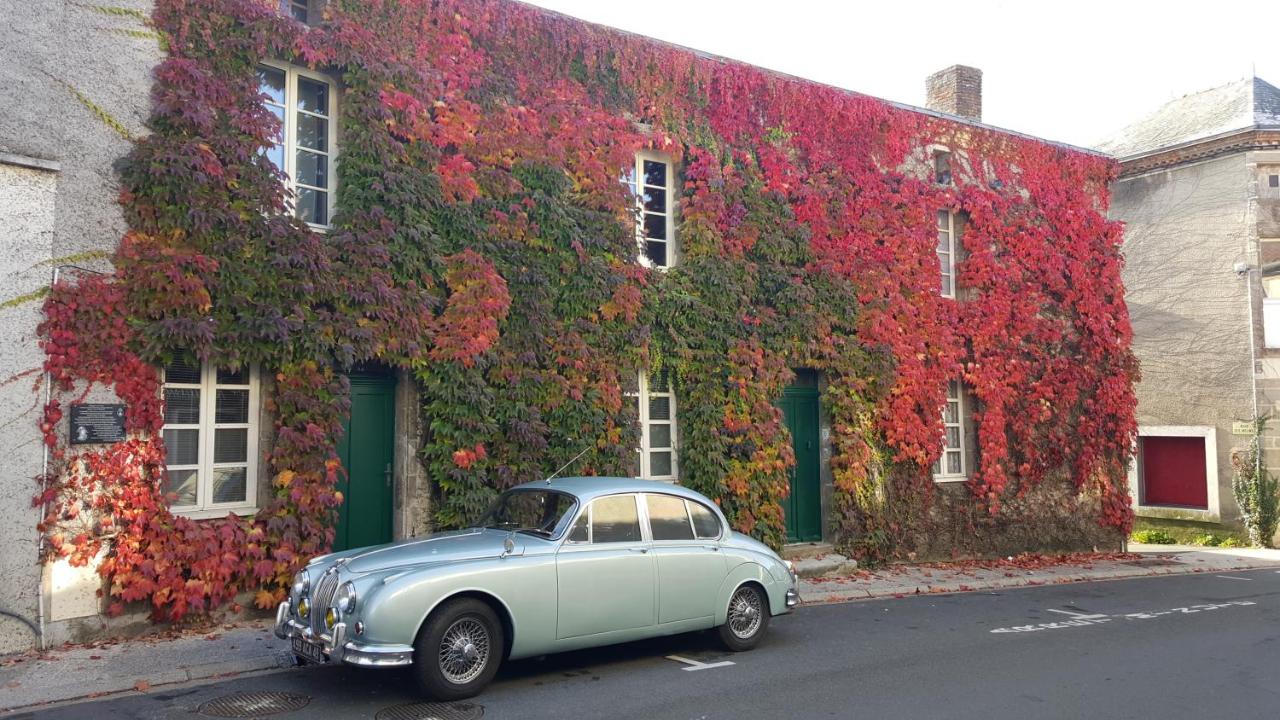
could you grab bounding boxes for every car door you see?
[645,493,727,625]
[555,493,657,639]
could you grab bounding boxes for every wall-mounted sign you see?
[69,403,127,445]
[1232,421,1256,436]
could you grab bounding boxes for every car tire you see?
[717,583,770,652]
[412,598,505,700]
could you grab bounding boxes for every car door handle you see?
[629,547,649,553]
[702,545,720,552]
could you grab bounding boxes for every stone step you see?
[791,552,859,579]
[781,542,835,562]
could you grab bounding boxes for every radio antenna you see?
[544,443,594,484]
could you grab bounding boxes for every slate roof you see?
[1096,76,1280,159]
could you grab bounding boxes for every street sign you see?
[1232,421,1255,436]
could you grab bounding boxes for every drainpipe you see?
[33,266,60,650]
[1243,263,1262,479]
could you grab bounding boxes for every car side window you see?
[646,494,695,541]
[687,500,721,539]
[567,511,589,542]
[591,494,642,543]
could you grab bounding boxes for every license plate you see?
[292,635,326,663]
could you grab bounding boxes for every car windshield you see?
[477,489,578,538]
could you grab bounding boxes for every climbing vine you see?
[36,0,1137,620]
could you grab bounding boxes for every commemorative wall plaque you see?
[69,403,127,444]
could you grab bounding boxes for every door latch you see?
[384,462,392,488]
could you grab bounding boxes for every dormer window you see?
[629,153,675,269]
[934,150,952,185]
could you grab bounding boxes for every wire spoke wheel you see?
[437,617,491,685]
[727,586,763,639]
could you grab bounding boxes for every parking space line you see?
[665,655,735,672]
[1215,575,1253,581]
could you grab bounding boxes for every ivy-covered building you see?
[0,0,1137,650]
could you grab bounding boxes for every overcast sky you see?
[522,0,1280,150]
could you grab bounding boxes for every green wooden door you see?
[335,374,396,551]
[780,377,821,543]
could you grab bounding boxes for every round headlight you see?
[324,607,338,630]
[335,582,357,616]
[292,570,309,597]
[297,597,310,618]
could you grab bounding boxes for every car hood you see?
[336,529,520,574]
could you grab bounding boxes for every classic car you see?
[274,476,799,699]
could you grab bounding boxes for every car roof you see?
[510,476,716,506]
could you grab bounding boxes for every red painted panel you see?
[1141,436,1208,508]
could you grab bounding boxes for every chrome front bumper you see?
[274,600,414,667]
[785,587,800,608]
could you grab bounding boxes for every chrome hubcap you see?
[728,587,763,639]
[438,618,490,684]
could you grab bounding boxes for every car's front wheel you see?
[412,598,504,700]
[717,583,770,651]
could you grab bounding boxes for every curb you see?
[798,560,1280,606]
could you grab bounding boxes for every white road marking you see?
[1215,575,1253,581]
[665,655,736,672]
[1046,608,1108,620]
[991,601,1256,634]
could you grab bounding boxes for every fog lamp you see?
[325,607,338,630]
[297,597,310,618]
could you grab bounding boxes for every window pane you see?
[164,357,201,384]
[214,428,249,463]
[216,389,249,423]
[212,467,247,504]
[688,501,720,538]
[591,495,641,543]
[290,0,308,22]
[258,66,285,105]
[947,451,962,475]
[166,469,198,506]
[297,77,329,115]
[645,240,668,267]
[649,395,670,421]
[296,187,328,225]
[649,371,670,392]
[642,188,666,213]
[939,270,952,296]
[265,140,285,173]
[296,113,327,151]
[945,426,960,448]
[568,513,588,542]
[295,149,328,189]
[163,428,200,465]
[937,230,951,253]
[649,423,672,448]
[643,160,666,187]
[944,401,958,424]
[647,495,694,541]
[643,213,666,240]
[217,367,248,385]
[164,388,200,425]
[649,451,672,477]
[630,450,642,478]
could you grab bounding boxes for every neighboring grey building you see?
[1100,77,1280,533]
[0,0,162,653]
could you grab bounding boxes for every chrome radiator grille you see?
[310,570,340,635]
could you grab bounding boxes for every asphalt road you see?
[11,570,1280,719]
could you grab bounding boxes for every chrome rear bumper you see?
[274,600,413,667]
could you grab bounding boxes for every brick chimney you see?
[925,65,983,122]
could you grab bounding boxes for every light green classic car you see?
[275,476,799,699]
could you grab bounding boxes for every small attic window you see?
[282,0,311,23]
[934,151,952,185]
[1270,174,1279,188]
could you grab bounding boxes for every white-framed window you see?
[257,62,337,229]
[932,380,967,481]
[282,0,311,22]
[934,149,953,185]
[628,372,678,481]
[627,152,675,269]
[937,210,956,298]
[1127,425,1220,522]
[161,358,261,517]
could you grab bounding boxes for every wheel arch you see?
[715,562,780,625]
[415,589,517,661]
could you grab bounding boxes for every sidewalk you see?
[0,619,294,713]
[800,543,1280,603]
[4,543,1280,713]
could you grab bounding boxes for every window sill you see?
[170,506,259,521]
[932,474,969,483]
